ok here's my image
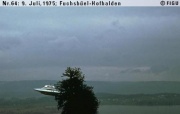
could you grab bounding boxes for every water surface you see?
[99,105,180,114]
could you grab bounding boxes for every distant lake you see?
[99,105,180,114]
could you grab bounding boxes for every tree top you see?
[62,67,84,80]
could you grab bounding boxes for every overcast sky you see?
[0,7,180,81]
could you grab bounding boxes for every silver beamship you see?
[34,85,60,96]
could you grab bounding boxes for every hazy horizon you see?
[0,8,180,81]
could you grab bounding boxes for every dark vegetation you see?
[55,67,99,114]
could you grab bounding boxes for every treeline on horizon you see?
[1,93,180,107]
[1,80,180,98]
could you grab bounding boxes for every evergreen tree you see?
[55,67,99,114]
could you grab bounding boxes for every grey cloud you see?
[0,37,21,50]
[111,20,126,31]
[0,7,180,81]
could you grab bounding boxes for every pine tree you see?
[55,67,99,114]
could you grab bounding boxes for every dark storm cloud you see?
[0,7,180,81]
